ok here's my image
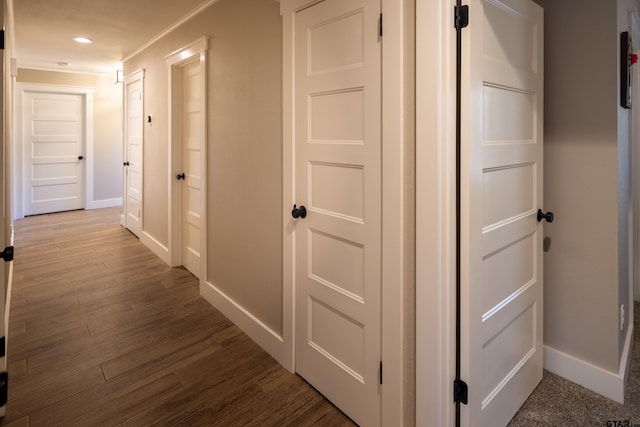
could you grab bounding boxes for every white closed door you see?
[180,60,203,279]
[124,73,144,237]
[23,92,84,216]
[461,0,544,426]
[294,0,381,425]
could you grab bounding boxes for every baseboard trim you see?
[544,330,633,404]
[139,232,170,265]
[200,280,286,367]
[86,198,123,210]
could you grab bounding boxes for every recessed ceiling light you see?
[73,37,93,44]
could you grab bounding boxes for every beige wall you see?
[535,0,627,373]
[16,69,123,205]
[124,0,283,334]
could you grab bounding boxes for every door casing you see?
[415,1,455,425]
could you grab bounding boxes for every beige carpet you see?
[508,302,640,426]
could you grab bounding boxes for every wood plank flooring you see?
[2,207,356,426]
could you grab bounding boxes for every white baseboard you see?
[86,198,123,210]
[544,326,634,404]
[140,232,170,265]
[200,280,287,367]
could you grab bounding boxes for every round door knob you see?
[177,173,186,180]
[123,161,130,166]
[292,204,307,219]
[78,155,84,160]
[537,209,554,223]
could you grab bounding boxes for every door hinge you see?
[454,378,468,404]
[379,13,383,37]
[379,361,383,385]
[454,5,469,30]
[0,30,5,50]
[0,337,5,358]
[0,372,7,407]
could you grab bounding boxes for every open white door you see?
[123,70,144,237]
[293,0,381,425]
[460,0,545,426]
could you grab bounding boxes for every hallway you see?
[2,207,354,426]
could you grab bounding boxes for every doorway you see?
[123,69,144,237]
[167,38,208,279]
[16,84,93,217]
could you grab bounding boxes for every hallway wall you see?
[123,0,283,336]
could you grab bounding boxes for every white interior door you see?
[23,91,84,216]
[0,27,9,415]
[124,71,144,237]
[461,0,544,426]
[294,0,381,425]
[179,60,203,279]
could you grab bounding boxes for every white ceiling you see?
[12,0,214,75]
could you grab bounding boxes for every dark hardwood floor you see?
[1,207,356,426]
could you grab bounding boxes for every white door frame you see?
[281,0,406,424]
[123,68,145,234]
[14,83,94,219]
[166,37,208,274]
[416,1,455,426]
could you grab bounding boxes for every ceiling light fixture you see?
[73,37,93,44]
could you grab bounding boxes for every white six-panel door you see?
[180,60,203,279]
[23,91,84,216]
[294,0,382,425]
[461,0,544,425]
[124,71,144,237]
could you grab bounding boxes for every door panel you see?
[124,75,143,237]
[294,0,381,425]
[0,27,7,416]
[23,92,84,216]
[461,0,544,426]
[181,60,203,278]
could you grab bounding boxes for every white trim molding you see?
[416,1,455,426]
[123,2,219,63]
[140,231,171,266]
[86,197,123,210]
[200,280,287,365]
[543,325,634,404]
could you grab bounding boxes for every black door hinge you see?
[0,337,5,358]
[454,5,469,30]
[0,372,7,406]
[379,361,383,385]
[379,13,383,37]
[454,378,468,404]
[0,30,5,50]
